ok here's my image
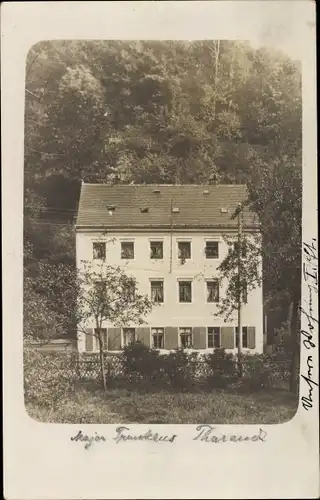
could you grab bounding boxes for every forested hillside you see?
[24,40,302,343]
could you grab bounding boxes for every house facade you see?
[75,183,263,354]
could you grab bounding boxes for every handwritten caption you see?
[70,425,267,449]
[300,238,318,411]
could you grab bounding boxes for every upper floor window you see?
[151,280,164,303]
[152,328,164,349]
[150,241,163,259]
[179,281,192,303]
[235,326,248,348]
[180,327,192,348]
[123,327,136,347]
[93,242,106,260]
[178,241,191,260]
[206,280,219,302]
[205,241,219,259]
[207,327,220,348]
[121,241,134,259]
[232,241,247,258]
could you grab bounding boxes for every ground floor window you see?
[152,328,164,349]
[94,328,107,350]
[123,327,136,347]
[235,326,248,348]
[179,327,192,348]
[207,327,220,348]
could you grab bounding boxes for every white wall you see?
[76,228,263,353]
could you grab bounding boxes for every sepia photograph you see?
[24,38,302,425]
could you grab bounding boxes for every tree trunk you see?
[98,333,107,391]
[289,298,300,394]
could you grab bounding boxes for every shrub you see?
[122,341,164,384]
[205,348,236,388]
[242,354,273,390]
[24,343,76,408]
[162,349,196,390]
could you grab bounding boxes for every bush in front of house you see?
[204,348,237,388]
[24,342,76,408]
[122,341,165,385]
[242,353,274,390]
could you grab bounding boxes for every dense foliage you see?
[24,41,302,358]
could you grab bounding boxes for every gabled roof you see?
[76,183,259,229]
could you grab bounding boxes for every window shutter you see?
[85,328,93,351]
[107,327,122,350]
[221,327,235,349]
[247,326,256,349]
[137,327,150,347]
[193,327,207,349]
[164,327,178,350]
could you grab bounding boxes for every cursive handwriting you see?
[193,425,267,443]
[71,430,106,449]
[113,426,177,444]
[300,239,318,411]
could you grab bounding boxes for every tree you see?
[215,206,262,377]
[76,261,153,390]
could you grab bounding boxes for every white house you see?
[75,183,263,354]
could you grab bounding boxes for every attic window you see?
[203,190,210,195]
[107,205,116,212]
[153,189,161,194]
[140,207,149,213]
[172,207,180,213]
[220,208,228,213]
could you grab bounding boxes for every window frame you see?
[235,326,248,348]
[206,279,220,303]
[179,327,193,348]
[122,327,136,347]
[150,241,164,260]
[150,279,164,303]
[207,326,221,348]
[121,241,135,260]
[178,280,192,303]
[205,240,219,259]
[92,241,106,260]
[151,327,165,349]
[177,240,191,260]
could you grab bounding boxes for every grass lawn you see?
[26,384,298,424]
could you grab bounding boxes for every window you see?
[233,241,247,258]
[180,327,192,348]
[151,280,164,303]
[93,242,106,260]
[178,241,191,260]
[205,241,219,259]
[123,328,136,347]
[94,281,106,295]
[94,328,107,350]
[152,328,164,349]
[126,281,135,302]
[206,280,219,302]
[208,327,220,348]
[179,281,192,303]
[150,241,163,259]
[235,326,248,348]
[121,241,134,259]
